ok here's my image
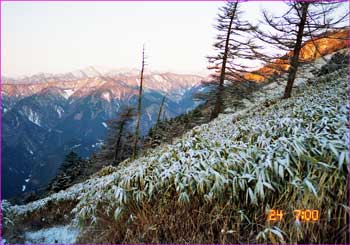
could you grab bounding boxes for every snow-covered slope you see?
[2,59,348,243]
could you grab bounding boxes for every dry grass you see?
[77,168,348,244]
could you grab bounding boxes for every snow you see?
[24,108,41,127]
[55,106,64,118]
[96,140,104,148]
[146,110,152,121]
[71,144,81,149]
[24,225,79,244]
[22,185,26,192]
[92,139,104,149]
[63,89,75,99]
[102,122,108,128]
[153,74,165,83]
[101,92,111,102]
[25,178,30,183]
[197,86,207,92]
[26,146,34,155]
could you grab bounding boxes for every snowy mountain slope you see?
[3,52,348,243]
[2,71,206,200]
[1,70,204,99]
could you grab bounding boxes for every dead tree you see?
[156,95,166,127]
[112,106,134,162]
[132,45,146,159]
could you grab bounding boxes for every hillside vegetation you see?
[2,51,348,243]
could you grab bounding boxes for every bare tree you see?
[284,2,309,98]
[253,1,349,98]
[132,45,146,158]
[206,1,256,119]
[156,95,166,127]
[112,106,134,162]
[99,106,134,164]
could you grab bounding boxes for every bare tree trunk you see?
[132,45,145,158]
[156,96,166,126]
[210,2,238,120]
[114,122,125,162]
[283,3,309,99]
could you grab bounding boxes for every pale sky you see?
[1,1,346,77]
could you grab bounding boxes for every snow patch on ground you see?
[22,185,26,192]
[102,122,108,128]
[24,225,79,244]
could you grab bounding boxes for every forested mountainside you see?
[41,48,348,201]
[1,70,205,200]
[2,49,348,244]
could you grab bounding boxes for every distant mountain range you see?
[1,68,206,199]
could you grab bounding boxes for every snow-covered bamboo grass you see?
[3,65,349,243]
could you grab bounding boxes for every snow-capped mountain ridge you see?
[2,66,204,85]
[2,70,206,200]
[2,70,205,102]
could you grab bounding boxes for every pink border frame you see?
[0,0,349,244]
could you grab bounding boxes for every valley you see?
[1,69,205,199]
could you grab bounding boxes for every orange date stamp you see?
[267,209,320,222]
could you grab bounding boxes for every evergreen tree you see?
[110,106,134,162]
[46,151,85,193]
[205,1,256,119]
[61,151,80,170]
[101,106,134,164]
